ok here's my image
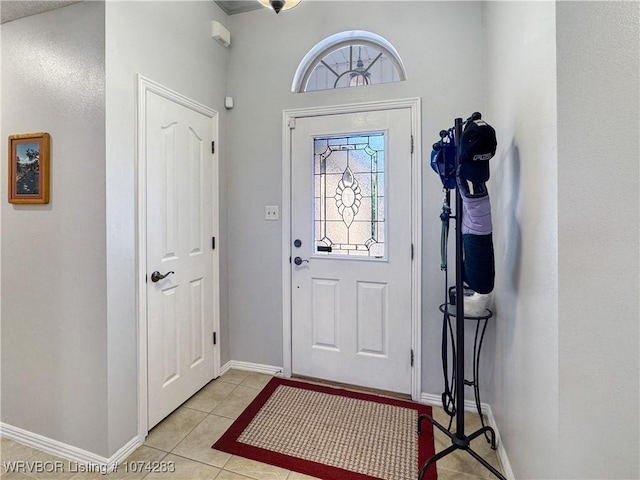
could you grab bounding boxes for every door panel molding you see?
[136,75,220,439]
[282,98,422,400]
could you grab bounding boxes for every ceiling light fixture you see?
[257,0,301,14]
[349,48,371,87]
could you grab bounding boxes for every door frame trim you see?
[281,98,422,400]
[136,75,221,439]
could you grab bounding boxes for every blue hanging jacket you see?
[430,130,457,189]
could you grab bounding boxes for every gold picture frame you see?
[8,132,50,204]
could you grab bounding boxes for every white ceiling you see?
[0,0,261,25]
[1,1,81,24]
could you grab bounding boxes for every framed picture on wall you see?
[8,132,50,204]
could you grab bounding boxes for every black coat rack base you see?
[417,412,505,479]
[417,117,506,480]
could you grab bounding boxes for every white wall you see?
[486,1,640,479]
[1,1,109,456]
[1,0,231,458]
[105,0,230,454]
[226,1,488,396]
[556,2,639,478]
[483,2,559,478]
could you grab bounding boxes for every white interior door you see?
[290,108,414,394]
[145,88,217,429]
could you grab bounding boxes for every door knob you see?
[293,257,309,266]
[151,270,174,283]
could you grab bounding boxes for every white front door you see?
[145,88,217,429]
[290,108,414,394]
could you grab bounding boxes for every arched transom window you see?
[292,31,407,93]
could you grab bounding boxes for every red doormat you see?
[213,377,437,480]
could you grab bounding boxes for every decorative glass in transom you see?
[314,133,385,258]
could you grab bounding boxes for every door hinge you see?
[411,243,414,260]
[411,349,414,367]
[211,141,215,154]
[212,237,216,250]
[411,135,414,154]
[213,332,217,345]
[288,118,296,129]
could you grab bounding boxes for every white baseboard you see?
[0,422,142,474]
[220,360,283,377]
[483,403,515,480]
[1,361,281,471]
[421,392,492,416]
[420,393,515,480]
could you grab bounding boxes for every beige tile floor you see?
[1,369,505,480]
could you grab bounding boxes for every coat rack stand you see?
[417,118,506,480]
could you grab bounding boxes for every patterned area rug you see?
[213,377,437,480]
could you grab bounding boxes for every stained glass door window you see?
[314,133,385,258]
